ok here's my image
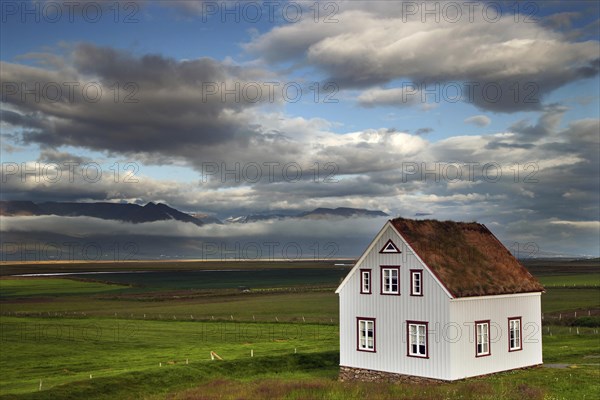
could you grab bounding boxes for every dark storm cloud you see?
[1,43,272,156]
[36,149,93,165]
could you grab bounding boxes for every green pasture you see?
[0,317,598,399]
[0,259,598,399]
[0,316,338,396]
[538,273,600,287]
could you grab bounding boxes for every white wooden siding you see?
[448,292,543,380]
[339,224,453,380]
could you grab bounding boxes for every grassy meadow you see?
[0,259,599,399]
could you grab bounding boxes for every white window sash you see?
[383,268,398,293]
[362,271,370,292]
[359,320,374,350]
[409,323,427,356]
[412,272,421,295]
[510,320,521,350]
[476,323,490,355]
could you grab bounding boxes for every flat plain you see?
[0,259,598,399]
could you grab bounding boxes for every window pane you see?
[510,320,521,349]
[359,320,374,350]
[360,321,366,348]
[477,323,489,355]
[383,269,398,293]
[362,272,370,292]
[409,324,426,356]
[413,272,421,294]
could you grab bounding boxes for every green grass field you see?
[1,259,599,399]
[0,316,338,396]
[537,273,600,287]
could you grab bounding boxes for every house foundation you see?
[338,366,444,384]
[338,364,543,383]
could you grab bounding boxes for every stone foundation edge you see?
[338,364,543,383]
[338,366,443,384]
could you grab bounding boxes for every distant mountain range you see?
[0,201,388,225]
[0,200,207,226]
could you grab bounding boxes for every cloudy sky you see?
[1,0,599,258]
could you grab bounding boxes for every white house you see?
[336,217,545,381]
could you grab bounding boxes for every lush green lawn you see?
[542,288,600,314]
[542,330,600,364]
[1,290,339,322]
[1,331,598,400]
[0,316,338,396]
[538,273,600,287]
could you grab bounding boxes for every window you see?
[407,321,428,358]
[380,266,400,295]
[357,318,375,352]
[508,317,522,351]
[475,320,491,357]
[410,270,423,296]
[360,269,371,294]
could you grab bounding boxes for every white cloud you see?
[549,220,600,230]
[464,115,491,127]
[0,214,390,240]
[357,87,423,108]
[246,5,599,111]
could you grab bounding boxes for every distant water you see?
[12,270,242,277]
[10,268,349,290]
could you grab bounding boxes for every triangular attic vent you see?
[380,239,401,253]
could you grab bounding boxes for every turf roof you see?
[391,218,545,298]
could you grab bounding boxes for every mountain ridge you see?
[0,201,389,225]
